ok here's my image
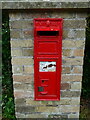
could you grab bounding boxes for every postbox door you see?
[34,18,63,101]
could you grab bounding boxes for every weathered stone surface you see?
[10,39,33,48]
[11,49,22,57]
[16,106,35,113]
[68,112,79,118]
[22,49,33,56]
[59,105,80,113]
[14,83,33,91]
[64,19,86,29]
[11,48,33,57]
[26,113,48,118]
[35,106,59,113]
[51,11,76,19]
[63,29,85,40]
[49,114,68,118]
[71,82,81,90]
[14,91,33,98]
[71,98,80,105]
[62,66,71,74]
[12,57,33,65]
[61,83,70,90]
[9,13,21,20]
[12,65,23,74]
[10,30,20,38]
[62,75,82,82]
[23,66,34,74]
[61,91,81,97]
[63,40,85,48]
[23,29,33,39]
[76,12,88,18]
[15,98,26,106]
[73,49,84,56]
[72,66,83,74]
[2,2,90,9]
[26,99,43,106]
[15,113,26,118]
[62,49,71,56]
[10,20,33,29]
[62,57,83,66]
[13,75,34,83]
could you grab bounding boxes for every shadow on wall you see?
[80,15,90,119]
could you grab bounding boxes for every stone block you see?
[21,12,49,19]
[62,74,82,82]
[62,66,71,74]
[48,114,68,118]
[62,57,83,66]
[72,66,83,74]
[26,99,43,106]
[23,66,34,74]
[51,11,76,19]
[10,30,20,38]
[60,105,80,113]
[71,82,81,90]
[16,106,35,114]
[12,57,33,65]
[63,29,85,40]
[61,83,70,90]
[11,48,33,56]
[76,12,87,18]
[35,106,59,113]
[68,112,79,118]
[76,29,85,39]
[11,49,22,57]
[73,49,84,57]
[12,66,23,74]
[14,83,33,91]
[15,98,26,106]
[13,75,34,83]
[10,20,33,29]
[64,19,86,29]
[26,113,48,118]
[40,98,71,105]
[75,40,85,49]
[22,49,33,56]
[61,91,81,97]
[15,113,26,118]
[14,91,33,98]
[9,13,21,20]
[23,29,33,39]
[62,49,72,57]
[63,40,85,49]
[10,39,33,48]
[71,98,80,105]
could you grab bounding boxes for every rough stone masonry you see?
[2,1,89,119]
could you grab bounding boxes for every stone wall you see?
[9,9,87,118]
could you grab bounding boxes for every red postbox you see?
[34,18,63,100]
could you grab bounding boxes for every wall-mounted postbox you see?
[34,18,63,100]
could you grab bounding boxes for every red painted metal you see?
[34,18,63,101]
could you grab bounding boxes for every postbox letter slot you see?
[37,31,59,36]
